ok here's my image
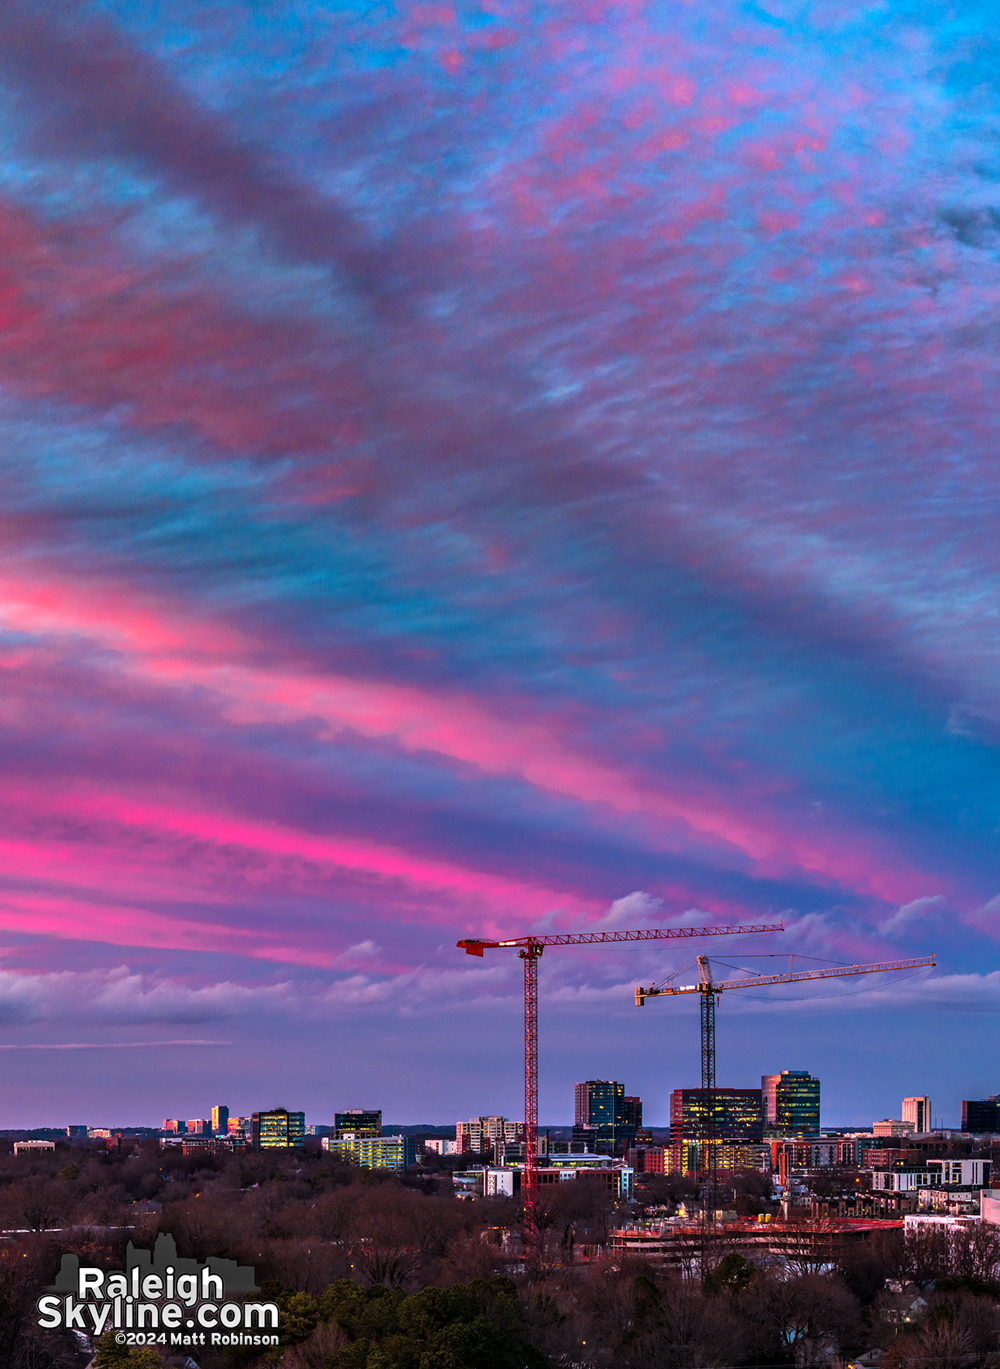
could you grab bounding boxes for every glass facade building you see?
[761,1070,820,1135]
[575,1080,624,1127]
[622,1096,643,1130]
[962,1099,999,1133]
[573,1081,637,1151]
[670,1088,765,1144]
[334,1109,382,1138]
[669,1088,766,1175]
[252,1107,306,1150]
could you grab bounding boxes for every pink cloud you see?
[0,562,945,911]
[0,889,334,965]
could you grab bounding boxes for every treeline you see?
[3,1141,1000,1367]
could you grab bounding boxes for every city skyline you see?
[0,3,998,1124]
[0,1073,969,1135]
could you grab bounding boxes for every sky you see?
[0,0,997,1131]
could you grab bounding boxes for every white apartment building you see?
[867,1158,991,1192]
[456,1116,524,1152]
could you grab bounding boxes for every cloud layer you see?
[0,0,997,1123]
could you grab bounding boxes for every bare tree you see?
[882,1319,976,1369]
[1,1179,70,1235]
[755,1270,861,1367]
[614,1274,747,1369]
[877,1222,952,1290]
[343,1184,427,1287]
[952,1222,1000,1289]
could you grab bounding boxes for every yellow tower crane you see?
[635,952,936,1225]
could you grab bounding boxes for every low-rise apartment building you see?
[323,1133,416,1171]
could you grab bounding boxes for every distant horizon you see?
[0,1118,962,1136]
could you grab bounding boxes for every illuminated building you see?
[322,1133,415,1171]
[574,1080,637,1151]
[762,1071,820,1135]
[670,1087,764,1174]
[251,1107,306,1150]
[334,1109,382,1138]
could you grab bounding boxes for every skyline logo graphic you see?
[35,1232,280,1349]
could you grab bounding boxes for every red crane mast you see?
[457,920,784,1251]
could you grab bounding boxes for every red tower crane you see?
[457,920,784,1248]
[635,952,936,1224]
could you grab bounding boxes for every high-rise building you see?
[671,1088,764,1144]
[573,1080,636,1151]
[670,1087,764,1173]
[575,1080,624,1128]
[902,1096,932,1133]
[622,1096,643,1130]
[187,1118,210,1135]
[962,1099,999,1133]
[211,1105,230,1135]
[334,1109,382,1139]
[162,1119,186,1134]
[761,1071,820,1135]
[252,1107,306,1150]
[761,1074,780,1127]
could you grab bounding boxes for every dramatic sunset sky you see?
[0,0,997,1130]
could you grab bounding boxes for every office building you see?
[323,1134,415,1171]
[873,1118,910,1137]
[670,1087,764,1174]
[761,1071,820,1135]
[902,1096,932,1133]
[574,1080,637,1150]
[761,1074,779,1127]
[252,1107,306,1150]
[211,1105,230,1135]
[629,1145,667,1174]
[487,1160,634,1200]
[672,1087,764,1143]
[334,1109,382,1139]
[66,1126,87,1139]
[187,1118,209,1135]
[575,1080,624,1128]
[962,1099,999,1133]
[162,1119,186,1134]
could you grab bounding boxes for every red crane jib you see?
[457,922,784,954]
[456,917,784,1254]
